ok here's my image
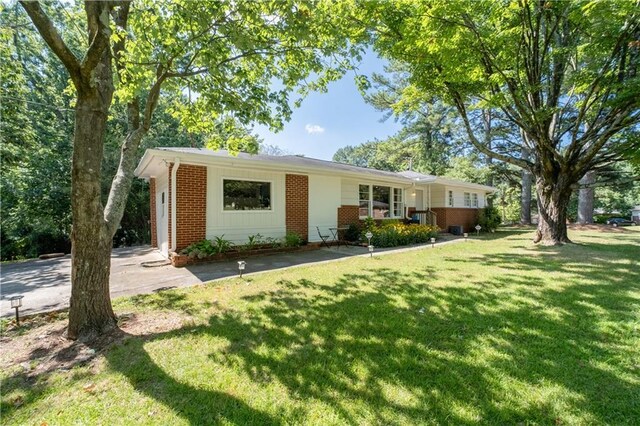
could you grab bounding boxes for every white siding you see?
[444,185,487,208]
[430,185,446,208]
[341,179,358,205]
[206,166,286,244]
[155,169,169,257]
[308,175,342,242]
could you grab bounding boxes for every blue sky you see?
[253,51,403,161]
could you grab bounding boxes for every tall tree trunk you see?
[67,95,117,340]
[520,147,532,225]
[482,109,494,207]
[577,171,596,224]
[533,175,573,245]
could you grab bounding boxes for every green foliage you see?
[344,223,362,242]
[180,236,233,259]
[477,207,502,232]
[284,232,304,248]
[180,239,216,259]
[367,223,439,248]
[213,236,233,254]
[334,62,464,175]
[495,184,522,224]
[443,155,491,185]
[594,214,619,224]
[361,217,376,234]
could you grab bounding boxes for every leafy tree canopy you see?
[357,0,640,244]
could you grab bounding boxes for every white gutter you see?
[170,158,180,253]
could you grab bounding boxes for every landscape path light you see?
[430,237,436,248]
[10,295,24,327]
[463,232,468,241]
[475,224,482,236]
[238,261,246,278]
[365,231,374,258]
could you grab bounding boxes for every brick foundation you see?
[169,163,207,252]
[149,178,157,248]
[431,208,479,233]
[337,205,359,227]
[285,174,308,241]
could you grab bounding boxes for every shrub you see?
[344,223,361,242]
[362,217,376,234]
[180,239,215,259]
[477,206,501,232]
[213,235,233,253]
[284,232,303,248]
[180,235,233,258]
[368,223,439,248]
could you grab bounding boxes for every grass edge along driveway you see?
[2,227,639,425]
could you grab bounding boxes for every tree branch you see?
[19,1,81,87]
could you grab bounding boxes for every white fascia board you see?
[433,177,497,193]
[135,149,413,185]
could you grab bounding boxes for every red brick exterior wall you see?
[337,205,359,227]
[168,163,207,252]
[431,208,479,233]
[285,174,308,241]
[149,178,157,248]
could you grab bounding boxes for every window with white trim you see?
[223,179,271,210]
[359,184,403,218]
[448,190,454,207]
[472,193,478,207]
[359,184,370,217]
[393,188,403,217]
[464,192,471,207]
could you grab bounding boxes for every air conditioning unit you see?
[448,225,463,235]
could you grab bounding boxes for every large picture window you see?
[223,179,271,211]
[372,185,391,218]
[359,184,403,219]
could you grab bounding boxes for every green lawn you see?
[2,228,639,425]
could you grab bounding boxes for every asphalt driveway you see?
[1,237,463,317]
[0,245,370,317]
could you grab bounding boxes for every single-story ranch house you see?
[134,148,496,257]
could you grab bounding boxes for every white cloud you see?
[305,124,325,134]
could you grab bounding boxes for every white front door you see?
[156,186,168,257]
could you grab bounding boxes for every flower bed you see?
[170,232,311,267]
[361,221,439,248]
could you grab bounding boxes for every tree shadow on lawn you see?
[199,265,638,424]
[5,238,639,424]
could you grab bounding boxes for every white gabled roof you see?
[135,147,497,192]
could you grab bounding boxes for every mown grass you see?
[2,228,639,425]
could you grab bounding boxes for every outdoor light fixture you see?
[237,261,246,278]
[365,231,374,258]
[430,237,436,248]
[10,295,24,327]
[463,232,468,241]
[475,224,482,236]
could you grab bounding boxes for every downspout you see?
[170,158,180,253]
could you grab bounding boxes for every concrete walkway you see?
[1,236,464,317]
